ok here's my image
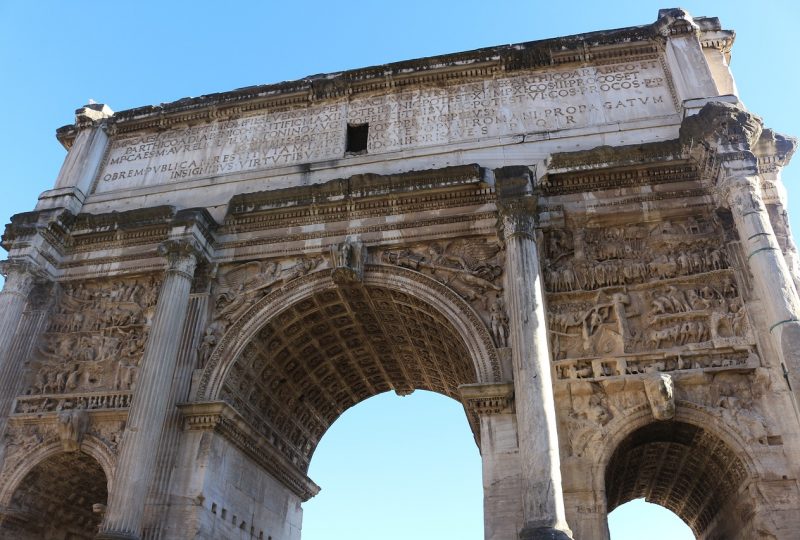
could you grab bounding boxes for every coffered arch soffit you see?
[195,264,502,404]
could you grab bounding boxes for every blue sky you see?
[2,1,797,538]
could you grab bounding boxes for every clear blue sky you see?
[2,1,797,538]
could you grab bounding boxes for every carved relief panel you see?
[16,275,161,413]
[543,214,757,382]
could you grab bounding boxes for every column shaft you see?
[0,262,39,435]
[726,177,800,400]
[502,209,572,539]
[99,243,198,540]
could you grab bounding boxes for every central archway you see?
[186,266,504,539]
[215,279,486,472]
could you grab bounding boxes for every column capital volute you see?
[0,259,49,298]
[497,197,538,241]
[157,239,202,279]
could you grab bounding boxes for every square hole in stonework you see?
[346,123,369,154]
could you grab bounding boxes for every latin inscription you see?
[95,59,675,192]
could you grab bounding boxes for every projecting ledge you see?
[177,401,320,501]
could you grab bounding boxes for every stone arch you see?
[195,264,499,475]
[592,403,761,538]
[195,264,501,402]
[0,435,115,508]
[0,439,111,539]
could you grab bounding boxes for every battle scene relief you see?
[543,214,758,381]
[14,276,161,414]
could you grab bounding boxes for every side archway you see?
[593,404,761,539]
[0,440,111,539]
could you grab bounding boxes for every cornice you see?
[541,139,702,196]
[223,164,489,233]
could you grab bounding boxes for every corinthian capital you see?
[497,197,538,241]
[158,239,201,279]
[0,260,47,298]
[494,166,538,241]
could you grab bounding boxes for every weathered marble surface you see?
[2,8,800,540]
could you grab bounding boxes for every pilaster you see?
[460,382,522,540]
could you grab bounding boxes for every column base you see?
[519,525,574,540]
[95,531,138,540]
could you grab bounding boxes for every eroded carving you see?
[212,256,325,329]
[330,240,366,284]
[544,217,729,293]
[22,276,160,404]
[57,404,90,452]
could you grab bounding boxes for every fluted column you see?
[0,261,42,431]
[98,240,199,540]
[498,192,572,540]
[721,174,800,401]
[0,261,38,361]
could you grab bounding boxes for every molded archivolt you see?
[213,277,483,473]
[605,420,748,538]
[0,449,109,539]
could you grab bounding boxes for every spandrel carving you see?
[564,383,612,457]
[212,256,325,329]
[22,276,161,402]
[379,239,504,333]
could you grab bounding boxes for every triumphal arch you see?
[0,8,799,539]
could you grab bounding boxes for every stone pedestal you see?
[496,168,573,539]
[98,240,199,540]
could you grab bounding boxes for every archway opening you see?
[219,284,481,474]
[302,390,483,539]
[0,450,108,539]
[605,421,747,538]
[608,498,694,539]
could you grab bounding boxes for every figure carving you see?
[489,295,509,348]
[27,276,158,397]
[57,403,90,451]
[331,240,365,283]
[543,216,729,293]
[381,240,503,302]
[213,256,324,327]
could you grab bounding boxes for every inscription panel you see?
[94,58,675,193]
